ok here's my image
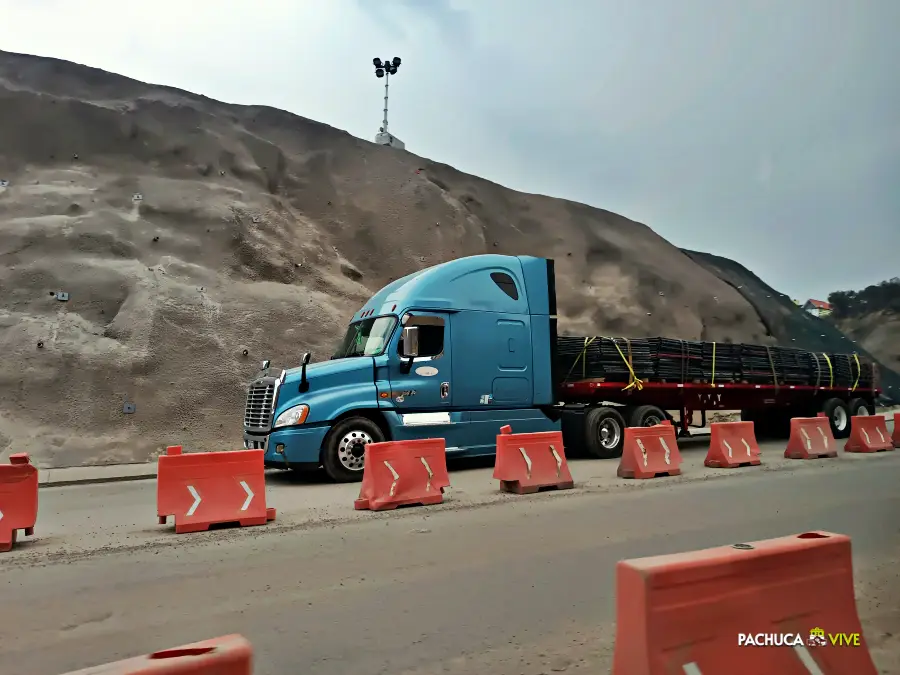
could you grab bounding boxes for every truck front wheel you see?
[322,416,385,483]
[583,406,626,459]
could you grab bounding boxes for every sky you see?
[1,0,897,302]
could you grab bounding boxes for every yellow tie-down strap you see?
[564,336,598,382]
[563,336,644,391]
[608,337,644,391]
[822,353,834,389]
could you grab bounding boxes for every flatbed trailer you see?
[554,375,880,459]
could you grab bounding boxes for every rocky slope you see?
[827,280,900,399]
[0,50,890,467]
[835,311,900,386]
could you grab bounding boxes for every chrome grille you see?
[244,378,277,430]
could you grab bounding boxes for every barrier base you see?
[785,449,837,460]
[0,526,34,553]
[704,457,761,469]
[159,507,277,534]
[617,467,681,479]
[499,478,574,495]
[354,491,444,511]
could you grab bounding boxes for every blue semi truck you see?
[242,254,879,482]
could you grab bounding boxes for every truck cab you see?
[242,254,561,482]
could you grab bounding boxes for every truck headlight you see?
[273,404,309,429]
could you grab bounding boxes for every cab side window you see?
[417,324,444,357]
[398,317,445,358]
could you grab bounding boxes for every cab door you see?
[387,312,452,410]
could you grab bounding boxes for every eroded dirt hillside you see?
[0,50,780,466]
[836,311,900,376]
[684,251,900,402]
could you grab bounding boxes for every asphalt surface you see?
[2,443,899,675]
[8,433,891,559]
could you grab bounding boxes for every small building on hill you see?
[803,298,833,317]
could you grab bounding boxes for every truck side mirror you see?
[400,326,419,358]
[299,351,311,393]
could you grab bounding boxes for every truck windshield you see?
[334,316,397,358]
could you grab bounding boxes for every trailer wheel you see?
[848,397,875,418]
[821,398,851,440]
[583,406,626,459]
[628,404,666,428]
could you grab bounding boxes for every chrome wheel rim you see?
[338,430,373,471]
[599,418,622,450]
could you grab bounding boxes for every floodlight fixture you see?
[371,56,402,135]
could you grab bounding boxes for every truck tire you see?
[627,404,667,428]
[821,398,851,440]
[848,397,875,418]
[583,406,626,459]
[321,416,385,483]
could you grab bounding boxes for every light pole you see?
[372,57,405,149]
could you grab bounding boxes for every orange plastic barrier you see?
[612,531,878,675]
[355,438,450,511]
[618,425,682,479]
[844,415,893,453]
[705,421,762,468]
[0,453,38,552]
[59,634,253,674]
[893,412,900,448]
[157,446,276,534]
[784,417,837,459]
[493,425,574,494]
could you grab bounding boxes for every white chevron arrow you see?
[0,508,3,522]
[384,461,400,497]
[239,480,254,511]
[186,485,201,516]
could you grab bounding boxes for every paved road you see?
[14,432,893,560]
[2,450,899,675]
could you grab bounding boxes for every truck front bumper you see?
[244,425,330,470]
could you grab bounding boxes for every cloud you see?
[354,0,473,48]
[0,0,897,300]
